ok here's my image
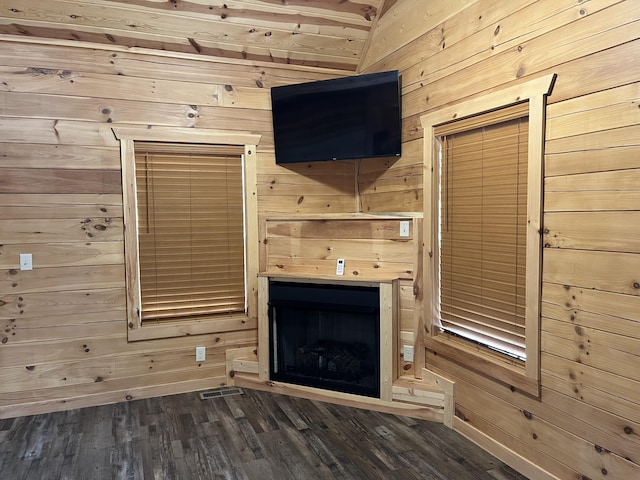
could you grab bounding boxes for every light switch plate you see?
[20,254,33,271]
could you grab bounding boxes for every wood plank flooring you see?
[0,388,527,479]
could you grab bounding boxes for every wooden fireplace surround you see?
[226,214,454,425]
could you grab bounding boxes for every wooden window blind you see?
[435,103,529,360]
[134,149,245,322]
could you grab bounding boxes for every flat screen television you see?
[271,70,401,165]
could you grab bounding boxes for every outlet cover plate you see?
[399,221,410,237]
[403,345,414,362]
[195,346,206,362]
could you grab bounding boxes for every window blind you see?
[135,150,245,321]
[436,103,529,359]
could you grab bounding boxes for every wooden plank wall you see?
[0,1,638,477]
[260,215,419,280]
[361,0,640,478]
[0,40,351,418]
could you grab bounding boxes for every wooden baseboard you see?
[228,352,452,425]
[233,372,445,423]
[0,374,227,420]
[234,374,443,423]
[453,417,561,480]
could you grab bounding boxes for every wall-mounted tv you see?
[271,70,402,165]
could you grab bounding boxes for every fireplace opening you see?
[269,281,380,398]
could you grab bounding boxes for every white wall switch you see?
[336,258,345,276]
[403,345,414,362]
[195,346,206,362]
[399,221,410,237]
[20,254,33,271]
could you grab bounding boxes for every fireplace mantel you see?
[226,214,455,425]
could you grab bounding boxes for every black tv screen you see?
[271,70,402,164]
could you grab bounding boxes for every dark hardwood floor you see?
[0,388,528,479]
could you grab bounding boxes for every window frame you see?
[113,127,261,341]
[420,75,555,396]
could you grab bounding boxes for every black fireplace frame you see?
[268,280,381,398]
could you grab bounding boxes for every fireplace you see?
[268,280,380,398]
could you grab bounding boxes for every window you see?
[421,75,555,395]
[135,145,245,322]
[437,103,529,360]
[114,127,261,341]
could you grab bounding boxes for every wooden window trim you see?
[113,127,261,341]
[420,75,555,396]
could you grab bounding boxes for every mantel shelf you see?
[262,212,423,221]
[258,273,404,284]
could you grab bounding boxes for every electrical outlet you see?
[403,345,414,363]
[399,221,410,237]
[195,346,206,362]
[20,254,33,271]
[336,258,345,276]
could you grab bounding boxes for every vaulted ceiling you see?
[0,0,391,72]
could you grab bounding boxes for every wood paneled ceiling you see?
[0,0,388,72]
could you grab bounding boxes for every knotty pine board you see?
[0,41,344,87]
[545,144,640,179]
[543,248,640,297]
[1,310,124,345]
[0,144,120,170]
[542,282,640,334]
